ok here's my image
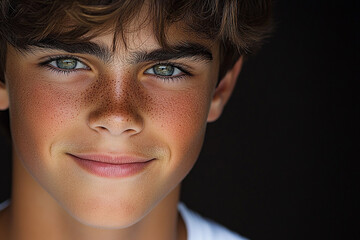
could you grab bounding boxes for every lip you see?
[68,153,155,178]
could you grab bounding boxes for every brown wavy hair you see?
[0,0,272,140]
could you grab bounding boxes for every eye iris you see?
[56,59,77,69]
[154,65,174,76]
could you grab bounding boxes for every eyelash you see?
[39,55,89,75]
[144,62,193,82]
[39,55,193,81]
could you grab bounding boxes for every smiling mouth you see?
[68,153,155,178]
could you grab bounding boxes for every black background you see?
[0,0,358,239]
[181,0,357,239]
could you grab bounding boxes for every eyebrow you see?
[27,39,213,63]
[28,40,113,63]
[130,42,213,63]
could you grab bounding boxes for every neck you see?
[0,154,186,240]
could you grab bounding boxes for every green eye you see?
[145,64,182,77]
[46,57,89,71]
[56,59,77,69]
[153,65,174,76]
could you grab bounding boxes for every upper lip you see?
[68,153,154,164]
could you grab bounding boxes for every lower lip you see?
[70,155,154,178]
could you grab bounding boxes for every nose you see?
[88,109,143,136]
[87,82,144,137]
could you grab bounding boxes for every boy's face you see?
[0,13,239,228]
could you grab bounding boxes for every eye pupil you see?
[154,65,174,76]
[56,59,77,69]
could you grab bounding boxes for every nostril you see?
[94,126,108,131]
[124,128,136,133]
[88,112,144,136]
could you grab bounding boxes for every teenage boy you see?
[0,0,272,239]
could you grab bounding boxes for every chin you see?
[63,200,150,229]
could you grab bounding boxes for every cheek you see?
[155,92,208,141]
[149,88,212,173]
[7,70,81,164]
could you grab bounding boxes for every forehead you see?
[90,20,219,60]
[105,1,219,50]
[20,18,219,68]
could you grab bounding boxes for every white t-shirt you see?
[178,203,249,240]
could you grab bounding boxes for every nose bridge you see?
[112,72,132,102]
[87,72,144,136]
[98,71,140,113]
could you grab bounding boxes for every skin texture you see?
[0,13,243,240]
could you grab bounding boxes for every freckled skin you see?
[86,74,147,130]
[4,20,221,233]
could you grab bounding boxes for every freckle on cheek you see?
[151,92,207,136]
[19,83,80,132]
